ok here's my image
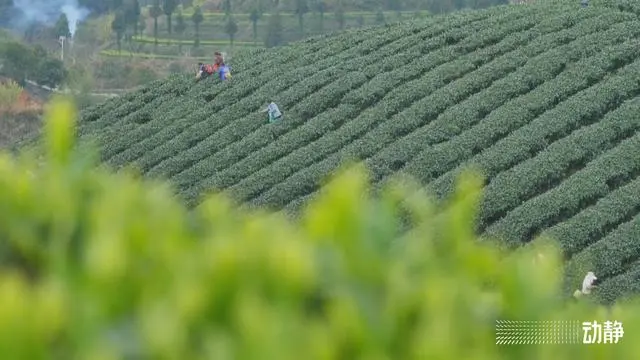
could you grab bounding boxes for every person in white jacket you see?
[261,102,282,123]
[573,272,597,298]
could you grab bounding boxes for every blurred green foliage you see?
[0,96,639,358]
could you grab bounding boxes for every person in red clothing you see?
[195,62,215,81]
[195,52,231,81]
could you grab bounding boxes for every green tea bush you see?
[4,97,640,359]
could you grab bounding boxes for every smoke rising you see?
[8,0,90,37]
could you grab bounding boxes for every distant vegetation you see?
[0,40,67,88]
[0,79,42,148]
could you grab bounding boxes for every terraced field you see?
[77,1,640,302]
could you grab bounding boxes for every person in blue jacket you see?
[219,64,232,80]
[195,51,231,81]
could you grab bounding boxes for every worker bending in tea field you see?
[262,102,282,123]
[573,271,598,298]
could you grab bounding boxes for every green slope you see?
[77,1,640,302]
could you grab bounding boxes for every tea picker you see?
[195,51,231,82]
[261,102,282,123]
[195,62,232,82]
[573,271,597,298]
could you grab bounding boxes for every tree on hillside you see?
[0,0,14,27]
[138,14,146,38]
[191,6,204,47]
[175,10,187,53]
[111,9,126,53]
[150,0,163,47]
[54,13,71,38]
[35,57,67,88]
[224,16,238,46]
[249,4,263,45]
[32,44,47,60]
[334,0,345,30]
[9,44,67,89]
[222,0,232,15]
[294,0,308,37]
[375,8,385,24]
[264,10,283,48]
[0,41,35,86]
[316,0,326,32]
[162,0,178,34]
[124,0,141,38]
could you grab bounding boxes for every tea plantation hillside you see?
[76,1,640,302]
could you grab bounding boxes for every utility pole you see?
[58,36,66,61]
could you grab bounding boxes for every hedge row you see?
[241,9,615,209]
[95,28,374,161]
[401,24,640,187]
[97,11,446,134]
[479,63,640,244]
[122,27,425,174]
[99,49,209,59]
[180,10,424,19]
[565,211,640,300]
[174,8,538,194]
[478,58,640,233]
[86,7,494,170]
[424,54,640,197]
[366,14,637,183]
[131,35,257,46]
[208,17,545,203]
[80,22,393,136]
[276,10,629,211]
[131,8,501,180]
[250,8,620,209]
[590,259,640,304]
[184,10,576,202]
[416,22,640,199]
[543,169,640,259]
